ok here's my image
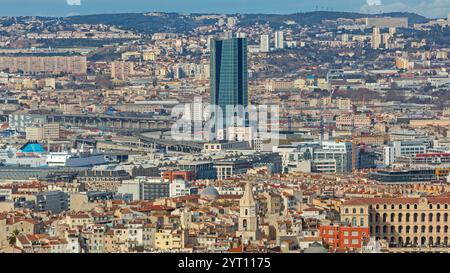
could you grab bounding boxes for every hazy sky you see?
[0,0,449,18]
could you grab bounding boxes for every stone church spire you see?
[240,181,256,207]
[237,181,260,242]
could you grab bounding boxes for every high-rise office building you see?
[210,37,249,130]
[260,34,270,53]
[275,31,284,49]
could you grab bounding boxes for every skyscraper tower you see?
[371,27,382,49]
[210,37,249,131]
[237,182,260,242]
[260,34,270,53]
[275,31,284,49]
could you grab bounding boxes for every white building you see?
[383,140,428,166]
[275,31,284,49]
[260,34,270,53]
[169,179,198,197]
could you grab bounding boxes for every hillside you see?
[64,11,430,34]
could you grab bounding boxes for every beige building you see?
[0,56,87,75]
[25,123,60,141]
[154,228,186,251]
[341,197,450,247]
[371,27,382,49]
[111,61,134,81]
[336,114,372,129]
[409,119,450,127]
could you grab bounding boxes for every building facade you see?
[341,197,450,247]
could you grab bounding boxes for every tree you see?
[7,229,21,246]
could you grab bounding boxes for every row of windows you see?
[323,230,360,237]
[371,204,449,210]
[327,238,360,245]
[344,204,450,214]
[371,225,450,234]
[378,236,449,247]
[372,212,449,223]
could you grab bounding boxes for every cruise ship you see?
[0,142,108,168]
[46,148,108,167]
[0,142,47,167]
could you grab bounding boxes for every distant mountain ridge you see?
[63,11,429,34]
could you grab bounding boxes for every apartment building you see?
[0,56,87,75]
